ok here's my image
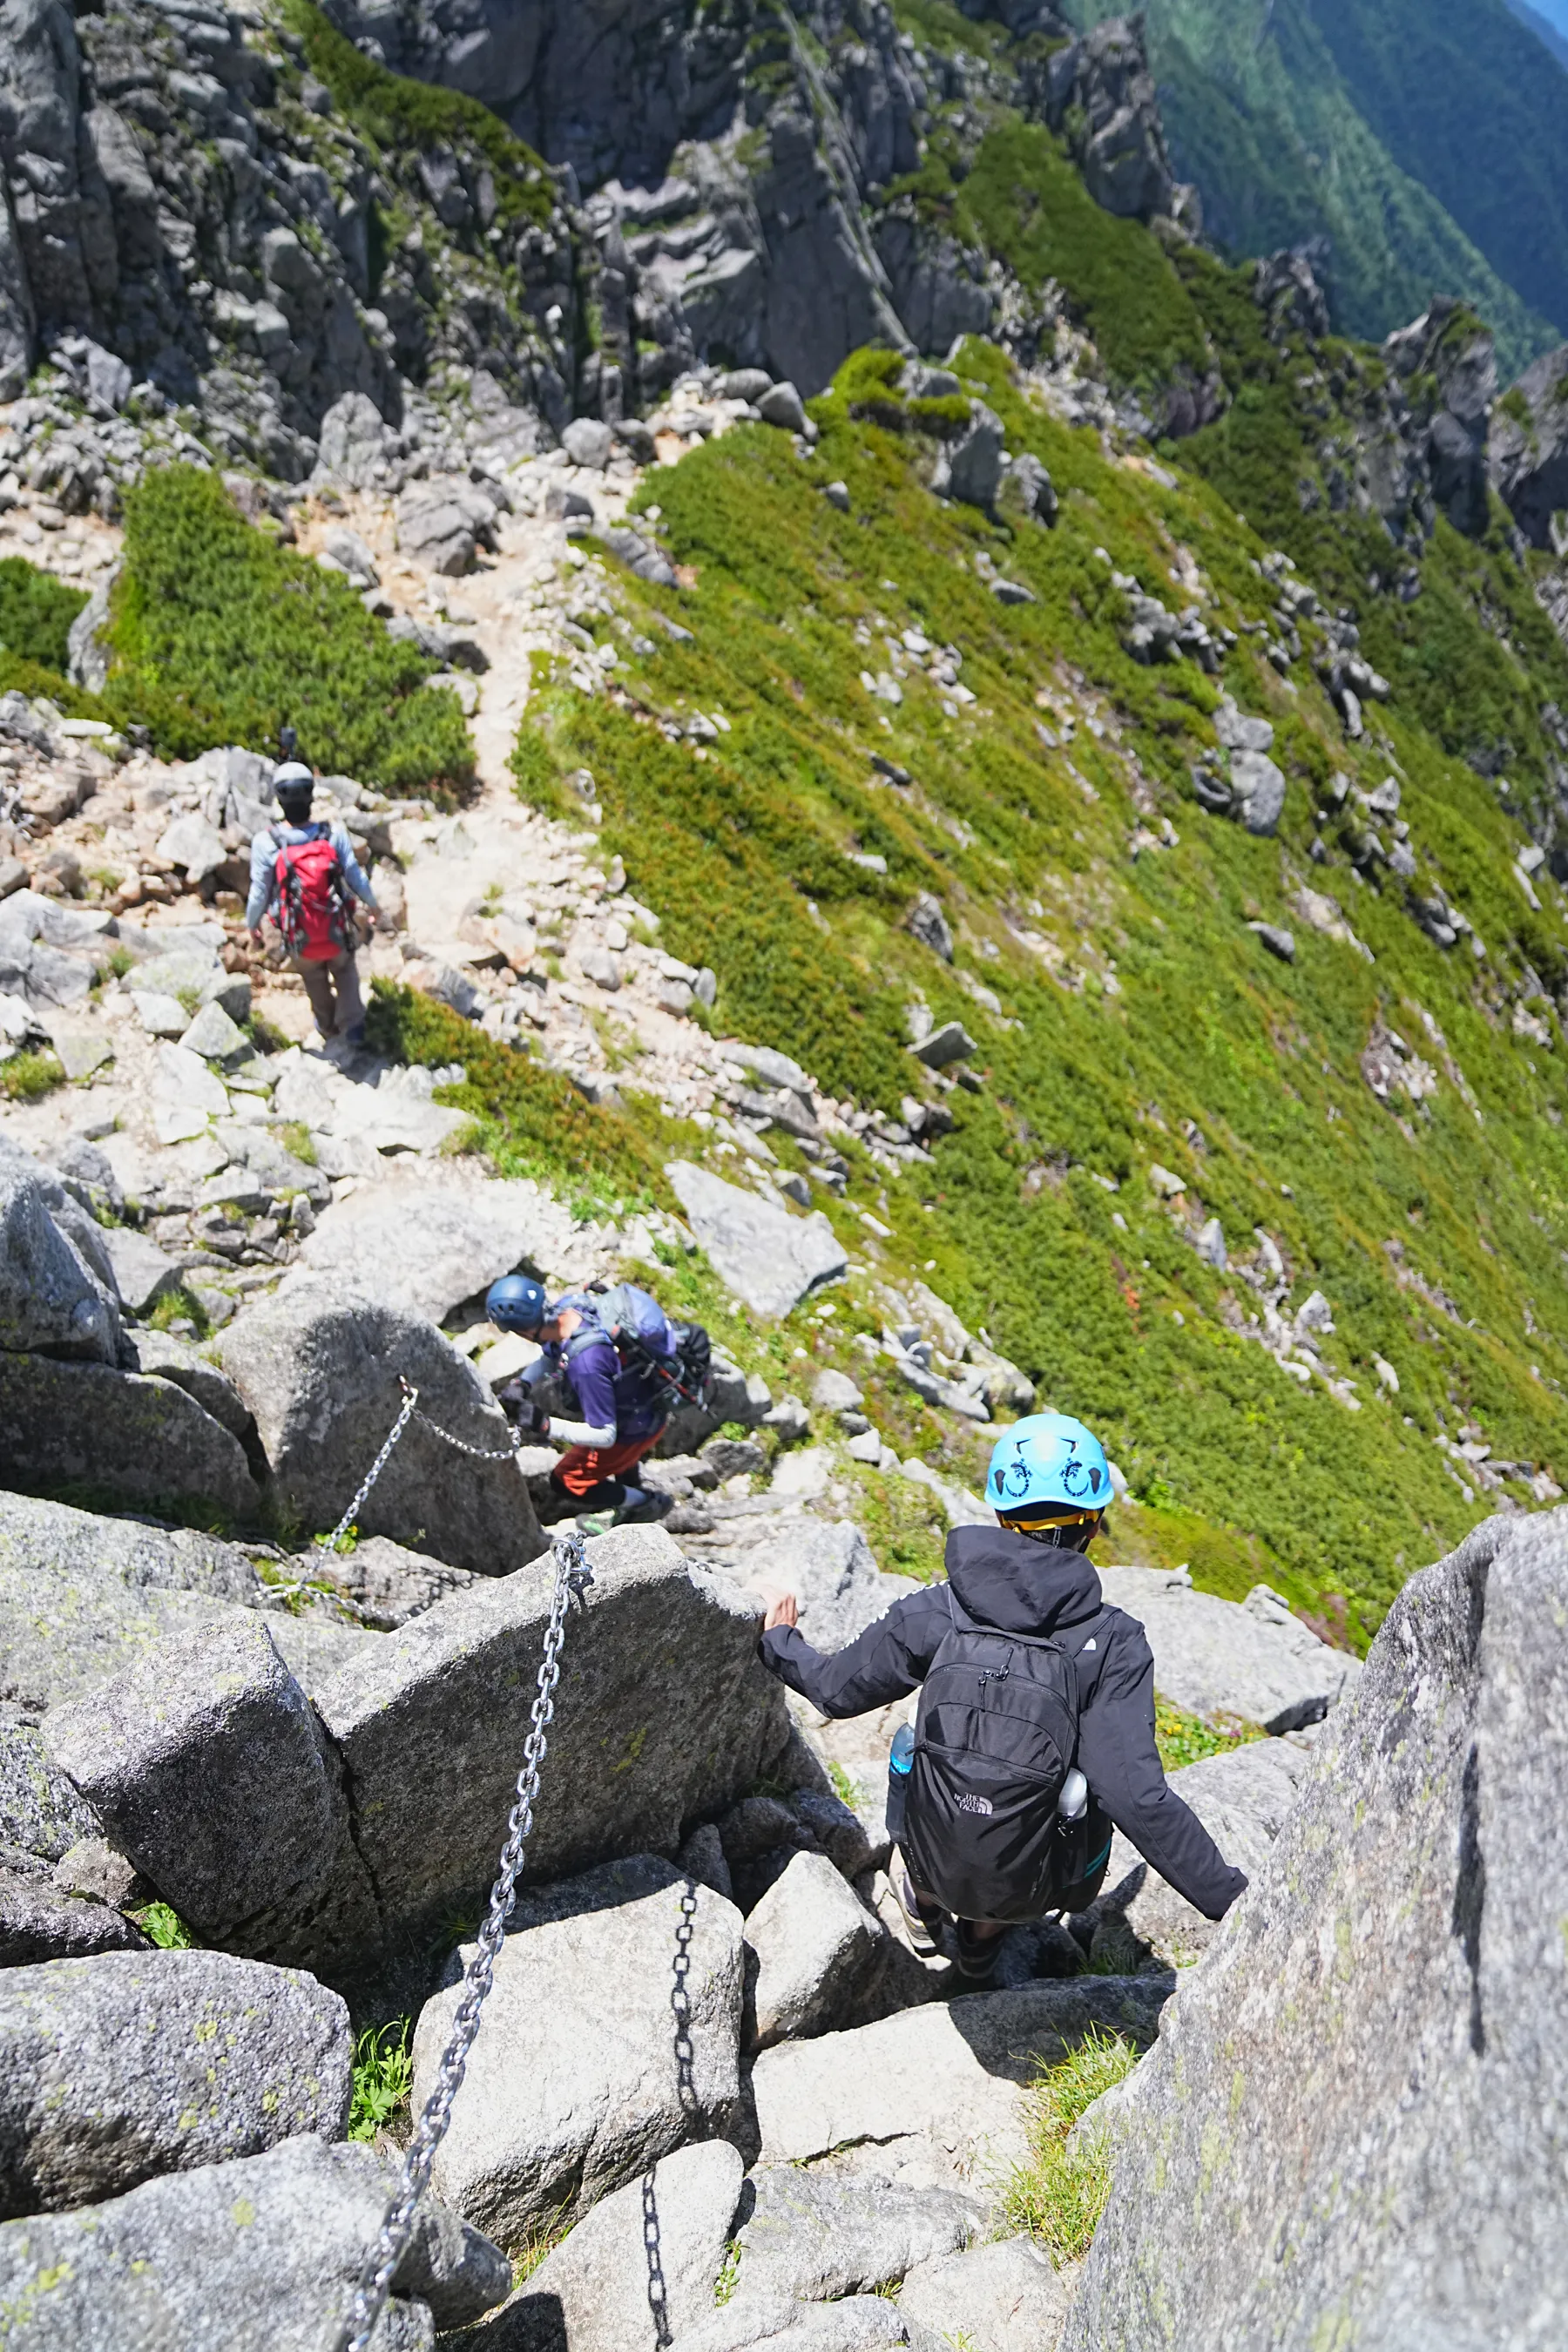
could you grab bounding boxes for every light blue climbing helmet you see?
[985,1412,1112,1529]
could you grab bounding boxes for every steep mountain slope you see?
[1073,0,1565,377]
[475,322,1568,1646]
[6,0,1568,1650]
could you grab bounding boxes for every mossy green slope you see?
[100,466,472,791]
[507,332,1568,1649]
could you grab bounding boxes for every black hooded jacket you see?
[760,1522,1247,1922]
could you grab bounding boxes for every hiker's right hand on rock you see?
[760,1589,798,1632]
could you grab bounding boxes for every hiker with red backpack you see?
[247,757,380,1044]
[757,1412,1247,1982]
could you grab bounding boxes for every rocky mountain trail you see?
[0,1237,1511,2352]
[3,3,1568,2342]
[0,1101,1378,2343]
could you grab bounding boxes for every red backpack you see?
[271,826,351,962]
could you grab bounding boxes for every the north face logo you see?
[956,1792,995,1815]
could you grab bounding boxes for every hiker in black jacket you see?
[759,1411,1247,1981]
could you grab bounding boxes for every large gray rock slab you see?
[747,1850,883,2050]
[753,1979,1171,2187]
[294,1172,555,1323]
[733,2165,979,2302]
[0,1705,99,1860]
[0,1949,352,2217]
[308,1527,790,1998]
[125,1328,252,1436]
[1096,1564,1362,1733]
[899,2234,1068,2352]
[1064,1510,1568,2352]
[30,1524,782,2004]
[0,2134,510,2349]
[0,1859,152,1965]
[412,1855,746,2247]
[316,1532,480,1629]
[740,1522,918,1652]
[0,1156,119,1362]
[44,1619,358,1949]
[220,1277,543,1571]
[453,2139,745,2349]
[0,1354,260,1522]
[0,1493,265,1717]
[1088,1735,1310,1969]
[677,2293,929,2350]
[0,1491,259,1616]
[0,1489,371,1723]
[667,1163,846,1318]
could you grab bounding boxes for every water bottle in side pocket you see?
[886,1721,915,1846]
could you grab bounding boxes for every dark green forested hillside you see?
[1310,0,1568,336]
[1074,0,1568,376]
[1504,0,1568,74]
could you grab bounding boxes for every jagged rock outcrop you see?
[1045,14,1176,223]
[1254,267,1505,551]
[1383,297,1498,538]
[1490,340,1568,551]
[0,0,1207,476]
[0,0,575,480]
[1063,1509,1568,2350]
[1254,243,1332,343]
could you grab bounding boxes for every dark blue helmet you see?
[487,1274,548,1334]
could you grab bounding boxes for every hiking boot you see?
[615,1491,674,1525]
[953,1919,1004,1984]
[574,1510,618,1538]
[891,1857,942,1958]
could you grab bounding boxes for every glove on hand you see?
[499,1384,551,1436]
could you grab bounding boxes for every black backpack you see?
[902,1590,1091,1925]
[666,1318,713,1410]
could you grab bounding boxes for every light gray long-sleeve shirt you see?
[247,820,376,931]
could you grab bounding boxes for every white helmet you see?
[273,760,314,799]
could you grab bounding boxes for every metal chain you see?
[408,1407,522,1463]
[333,1524,593,2352]
[319,1380,524,1557]
[320,1381,421,1556]
[643,2170,672,2350]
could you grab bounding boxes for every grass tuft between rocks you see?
[133,1902,195,1950]
[0,1051,65,1103]
[1001,2029,1141,2266]
[145,1287,213,1340]
[1153,1698,1265,1773]
[348,2017,414,2144]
